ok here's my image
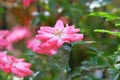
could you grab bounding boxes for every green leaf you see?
[71,41,96,46]
[108,68,120,80]
[94,29,120,37]
[109,73,120,80]
[89,12,119,21]
[115,20,120,26]
[33,71,44,80]
[108,68,118,74]
[114,64,120,69]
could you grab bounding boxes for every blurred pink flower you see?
[0,52,14,73]
[36,20,83,55]
[26,38,41,52]
[0,39,9,49]
[0,30,9,39]
[0,52,33,78]
[22,0,35,8]
[0,30,10,50]
[11,58,33,78]
[7,26,30,43]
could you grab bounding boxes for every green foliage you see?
[71,41,96,47]
[94,29,120,37]
[0,7,4,19]
[0,7,4,14]
[107,51,120,80]
[89,12,120,27]
[88,11,120,80]
[115,20,120,26]
[89,12,119,21]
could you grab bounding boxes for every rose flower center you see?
[53,29,64,36]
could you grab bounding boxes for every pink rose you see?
[7,26,30,43]
[0,52,33,78]
[36,20,83,55]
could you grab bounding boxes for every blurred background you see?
[0,0,120,80]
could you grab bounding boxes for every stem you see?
[55,43,72,80]
[63,43,73,79]
[68,51,73,75]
